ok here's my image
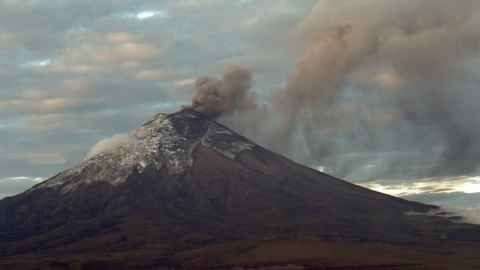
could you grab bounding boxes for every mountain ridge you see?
[30,110,254,194]
[1,109,480,269]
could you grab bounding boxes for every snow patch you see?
[31,111,254,194]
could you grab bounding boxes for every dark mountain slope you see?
[0,109,479,269]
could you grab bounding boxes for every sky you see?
[0,0,480,211]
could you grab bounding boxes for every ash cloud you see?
[184,66,256,119]
[187,0,480,180]
[283,0,480,178]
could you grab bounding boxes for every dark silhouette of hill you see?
[1,109,480,269]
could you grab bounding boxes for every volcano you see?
[1,109,480,269]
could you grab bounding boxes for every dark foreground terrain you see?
[1,110,480,269]
[2,239,480,269]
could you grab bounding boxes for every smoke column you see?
[184,66,256,119]
[186,0,480,180]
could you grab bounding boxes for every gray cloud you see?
[25,153,66,165]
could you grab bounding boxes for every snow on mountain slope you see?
[32,110,254,194]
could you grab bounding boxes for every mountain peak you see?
[3,109,480,269]
[31,109,254,194]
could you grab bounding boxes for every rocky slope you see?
[1,109,480,269]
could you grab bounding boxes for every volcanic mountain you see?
[1,109,480,269]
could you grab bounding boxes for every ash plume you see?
[186,0,480,180]
[184,66,256,119]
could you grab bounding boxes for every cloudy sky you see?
[1,0,480,211]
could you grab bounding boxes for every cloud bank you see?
[25,153,66,165]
